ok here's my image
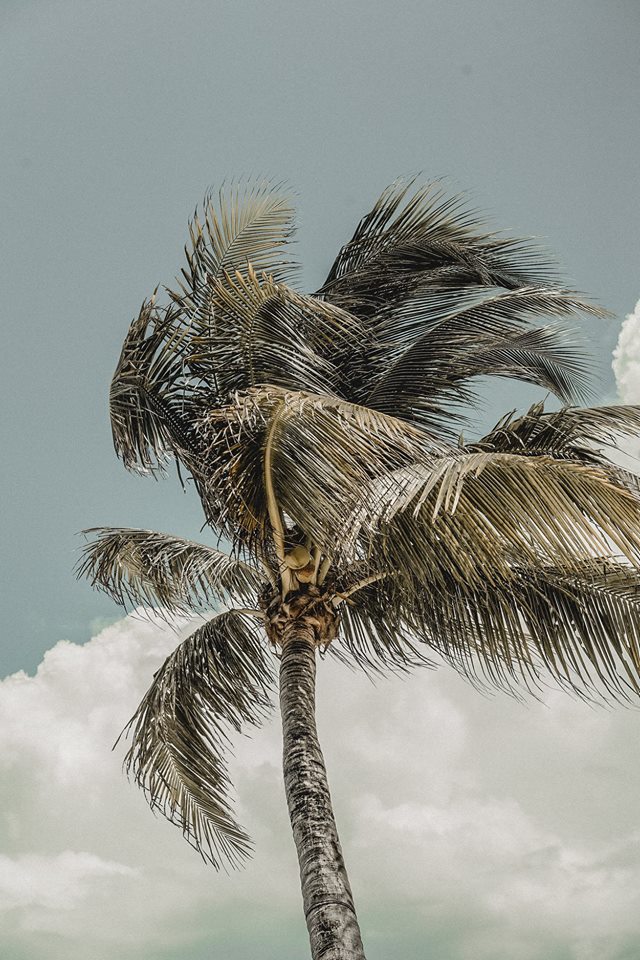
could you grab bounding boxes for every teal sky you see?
[1,2,640,959]
[2,0,639,675]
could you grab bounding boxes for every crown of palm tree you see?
[79,178,640,869]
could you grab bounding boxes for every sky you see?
[1,0,640,958]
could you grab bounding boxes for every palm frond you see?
[370,285,606,357]
[171,179,299,313]
[109,298,203,474]
[472,402,640,462]
[194,385,441,555]
[317,178,561,318]
[332,557,640,702]
[77,528,265,611]
[406,559,640,702]
[351,451,640,595]
[365,322,590,432]
[183,267,364,401]
[121,609,274,868]
[331,577,435,677]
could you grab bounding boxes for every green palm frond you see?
[317,178,560,317]
[77,528,264,611]
[121,609,275,868]
[110,181,301,475]
[317,180,606,410]
[361,286,605,427]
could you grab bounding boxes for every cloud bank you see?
[1,612,640,959]
[613,298,640,404]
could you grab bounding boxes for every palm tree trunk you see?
[279,621,367,960]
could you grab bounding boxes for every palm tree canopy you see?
[80,178,640,866]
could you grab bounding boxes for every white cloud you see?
[610,296,640,470]
[1,613,640,959]
[0,851,135,913]
[613,298,640,403]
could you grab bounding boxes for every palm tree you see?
[79,179,640,960]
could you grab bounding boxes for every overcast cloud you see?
[613,300,640,405]
[1,607,640,960]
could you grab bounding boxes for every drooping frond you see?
[109,298,203,474]
[352,450,640,593]
[365,322,590,433]
[404,559,640,702]
[330,555,640,701]
[77,528,265,611]
[122,609,274,868]
[317,178,560,318]
[331,575,435,677]
[194,385,442,554]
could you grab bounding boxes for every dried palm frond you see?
[77,528,264,611]
[121,609,274,868]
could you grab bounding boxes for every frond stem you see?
[234,608,267,620]
[264,402,290,594]
[332,572,388,606]
[318,554,333,586]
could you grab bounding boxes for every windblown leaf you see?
[317,178,560,318]
[472,402,640,462]
[405,559,640,702]
[171,179,299,313]
[331,555,640,702]
[194,385,442,554]
[317,180,606,408]
[184,268,364,400]
[121,610,274,868]
[109,298,203,474]
[331,576,434,677]
[351,451,640,594]
[77,528,264,611]
[366,322,590,432]
[370,285,606,358]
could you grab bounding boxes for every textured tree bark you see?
[279,621,367,960]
